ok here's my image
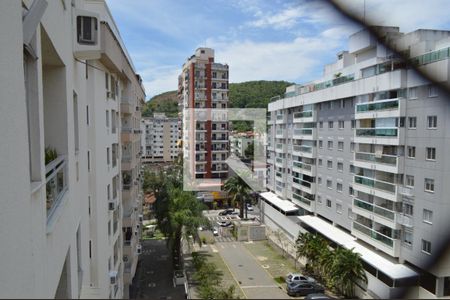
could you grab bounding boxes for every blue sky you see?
[106,0,450,98]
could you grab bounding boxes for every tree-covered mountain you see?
[142,80,293,127]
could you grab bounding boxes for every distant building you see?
[178,48,230,186]
[230,133,253,158]
[141,113,179,163]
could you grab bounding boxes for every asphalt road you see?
[214,241,288,299]
[130,239,185,300]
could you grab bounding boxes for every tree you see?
[224,175,250,218]
[244,142,254,160]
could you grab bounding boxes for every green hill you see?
[142,80,293,129]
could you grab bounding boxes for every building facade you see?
[0,0,144,298]
[141,113,179,164]
[230,133,253,159]
[264,27,450,298]
[178,48,230,186]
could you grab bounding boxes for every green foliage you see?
[295,232,367,298]
[142,90,178,117]
[244,142,254,160]
[224,175,251,218]
[229,80,292,109]
[45,147,58,165]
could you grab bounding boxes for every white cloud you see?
[248,5,304,29]
[207,35,342,84]
[139,66,179,98]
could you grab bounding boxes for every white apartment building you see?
[141,113,179,163]
[264,27,450,299]
[0,0,144,298]
[178,48,230,185]
[230,133,253,158]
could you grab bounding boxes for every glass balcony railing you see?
[356,99,399,113]
[293,111,313,119]
[46,155,68,220]
[294,128,313,136]
[276,157,284,164]
[353,198,395,221]
[276,115,284,120]
[293,177,312,188]
[353,222,394,247]
[276,172,283,178]
[355,152,398,166]
[292,193,312,206]
[276,130,284,135]
[354,175,396,194]
[355,128,398,137]
[293,145,313,153]
[293,161,312,171]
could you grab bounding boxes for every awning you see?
[297,215,418,280]
[260,191,299,213]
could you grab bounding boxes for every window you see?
[348,208,353,219]
[408,87,417,99]
[86,105,90,125]
[422,239,432,254]
[317,195,322,204]
[406,175,414,187]
[327,179,332,189]
[427,116,437,129]
[107,147,110,165]
[328,121,334,129]
[328,141,333,149]
[319,121,323,129]
[425,178,435,192]
[337,182,343,192]
[318,177,322,185]
[106,110,109,128]
[426,147,436,160]
[318,159,322,166]
[349,164,355,174]
[87,150,91,171]
[73,92,79,153]
[338,120,345,129]
[107,184,111,200]
[428,85,438,97]
[423,209,433,224]
[403,231,413,246]
[77,16,98,45]
[403,203,414,216]
[444,277,450,296]
[338,141,344,151]
[349,186,354,195]
[327,160,333,169]
[336,203,342,214]
[319,140,323,148]
[408,117,417,129]
[337,162,343,172]
[407,146,416,158]
[326,199,332,208]
[351,119,356,129]
[350,142,355,152]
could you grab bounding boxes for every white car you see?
[246,204,254,211]
[212,227,219,236]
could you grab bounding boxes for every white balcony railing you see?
[46,155,68,220]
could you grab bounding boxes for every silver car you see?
[285,273,316,285]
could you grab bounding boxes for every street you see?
[130,239,185,300]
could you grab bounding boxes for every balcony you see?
[355,98,406,120]
[121,101,133,114]
[353,175,398,202]
[352,198,400,229]
[293,128,315,140]
[292,145,316,158]
[275,157,285,167]
[46,155,68,220]
[121,127,133,143]
[275,129,286,139]
[292,161,316,177]
[354,152,404,173]
[275,143,286,153]
[275,114,285,124]
[292,177,315,194]
[293,110,316,123]
[292,192,314,209]
[354,127,404,146]
[352,221,400,257]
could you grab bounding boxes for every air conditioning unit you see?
[136,244,142,255]
[77,16,98,45]
[109,270,118,285]
[108,201,116,211]
[138,214,143,222]
[134,230,138,236]
[136,224,140,229]
[73,9,101,59]
[106,91,111,98]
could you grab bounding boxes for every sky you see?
[106,0,450,99]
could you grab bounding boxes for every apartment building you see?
[230,132,253,158]
[0,0,144,298]
[178,48,230,186]
[264,27,450,299]
[141,113,179,163]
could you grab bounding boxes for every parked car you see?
[246,204,254,211]
[287,282,325,297]
[285,273,316,285]
[217,221,232,227]
[305,293,334,300]
[218,208,235,216]
[212,227,219,236]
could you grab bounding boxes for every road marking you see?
[210,245,219,253]
[232,244,237,249]
[220,245,225,249]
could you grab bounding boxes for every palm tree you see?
[329,247,367,298]
[224,175,250,218]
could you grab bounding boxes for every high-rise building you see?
[264,27,450,299]
[178,48,230,186]
[141,113,179,163]
[0,1,144,298]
